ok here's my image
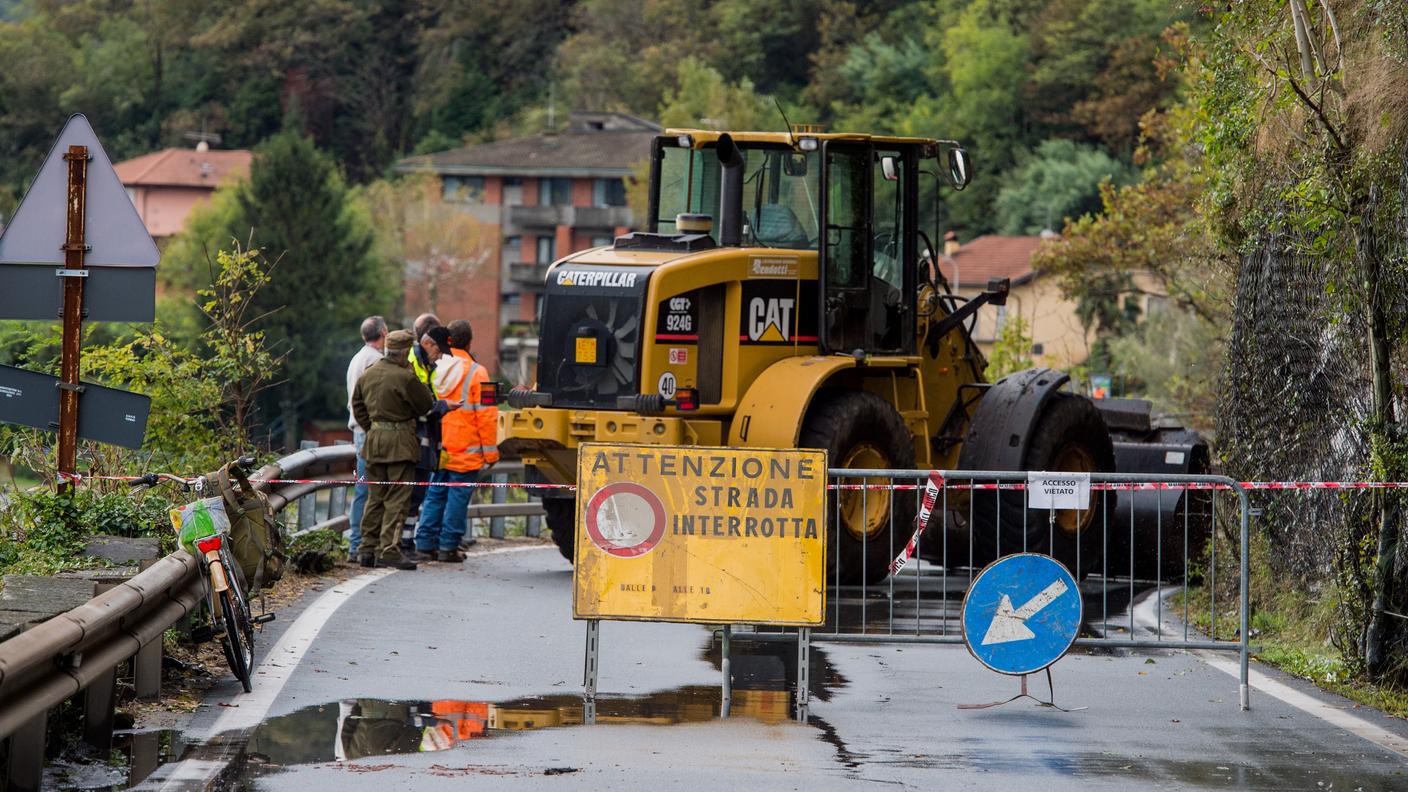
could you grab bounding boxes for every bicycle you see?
[130,455,273,693]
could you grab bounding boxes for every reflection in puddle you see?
[245,687,796,767]
[42,729,185,790]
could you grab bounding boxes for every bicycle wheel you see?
[219,585,255,693]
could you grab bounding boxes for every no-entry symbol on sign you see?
[584,482,666,557]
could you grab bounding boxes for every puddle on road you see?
[41,728,186,791]
[106,639,844,788]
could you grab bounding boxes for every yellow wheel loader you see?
[499,128,1208,585]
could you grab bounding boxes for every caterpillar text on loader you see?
[498,128,1209,585]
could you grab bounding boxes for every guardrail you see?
[0,441,548,790]
[0,442,507,788]
[273,441,544,541]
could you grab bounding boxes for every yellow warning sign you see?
[573,443,827,626]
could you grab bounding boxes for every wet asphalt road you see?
[137,544,1408,791]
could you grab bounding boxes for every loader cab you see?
[646,131,968,357]
[819,141,918,355]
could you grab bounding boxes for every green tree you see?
[985,313,1033,380]
[229,132,395,447]
[1198,0,1408,678]
[657,56,771,131]
[918,0,1030,234]
[994,139,1134,235]
[245,132,389,445]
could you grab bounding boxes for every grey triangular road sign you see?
[0,114,159,268]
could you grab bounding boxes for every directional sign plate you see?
[0,114,159,269]
[0,263,155,322]
[961,553,1082,676]
[0,364,150,449]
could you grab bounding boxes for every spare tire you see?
[967,392,1115,574]
[800,390,916,586]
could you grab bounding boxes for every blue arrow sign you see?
[961,553,1082,676]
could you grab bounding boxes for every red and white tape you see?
[889,472,945,576]
[56,472,1408,493]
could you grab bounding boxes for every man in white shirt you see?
[346,315,387,559]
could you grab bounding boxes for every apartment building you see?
[395,112,660,381]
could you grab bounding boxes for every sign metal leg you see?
[958,669,1086,712]
[583,619,599,725]
[795,627,811,723]
[721,625,732,719]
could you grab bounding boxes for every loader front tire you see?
[544,497,576,562]
[801,390,916,586]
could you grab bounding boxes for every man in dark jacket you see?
[352,330,435,570]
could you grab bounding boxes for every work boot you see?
[438,549,466,563]
[358,555,376,568]
[460,536,478,549]
[380,556,418,571]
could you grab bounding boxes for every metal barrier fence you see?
[280,441,545,541]
[745,468,1251,709]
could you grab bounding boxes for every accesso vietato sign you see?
[573,443,827,625]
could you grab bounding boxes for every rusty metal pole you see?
[56,144,90,494]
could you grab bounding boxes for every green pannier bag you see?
[215,461,287,591]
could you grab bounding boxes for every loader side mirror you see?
[880,155,899,182]
[948,148,972,190]
[783,153,808,177]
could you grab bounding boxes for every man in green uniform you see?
[352,330,435,570]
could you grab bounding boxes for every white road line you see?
[206,568,394,734]
[141,542,557,790]
[1133,588,1408,759]
[1196,652,1408,758]
[143,569,393,790]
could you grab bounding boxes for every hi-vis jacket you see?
[432,349,499,472]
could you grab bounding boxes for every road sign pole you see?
[56,144,90,494]
[583,619,599,725]
[795,627,810,723]
[720,625,732,719]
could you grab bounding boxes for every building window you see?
[502,236,522,267]
[592,178,627,207]
[503,293,521,306]
[591,235,613,248]
[536,236,556,263]
[503,177,524,206]
[541,177,572,206]
[442,175,485,203]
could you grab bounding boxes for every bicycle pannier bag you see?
[216,462,287,591]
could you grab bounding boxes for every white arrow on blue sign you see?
[961,553,1082,676]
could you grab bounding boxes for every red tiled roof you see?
[397,130,657,177]
[938,235,1048,289]
[114,148,251,189]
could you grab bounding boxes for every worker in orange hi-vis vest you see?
[414,319,499,562]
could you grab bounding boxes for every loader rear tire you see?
[970,392,1114,574]
[801,390,916,587]
[544,498,576,562]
